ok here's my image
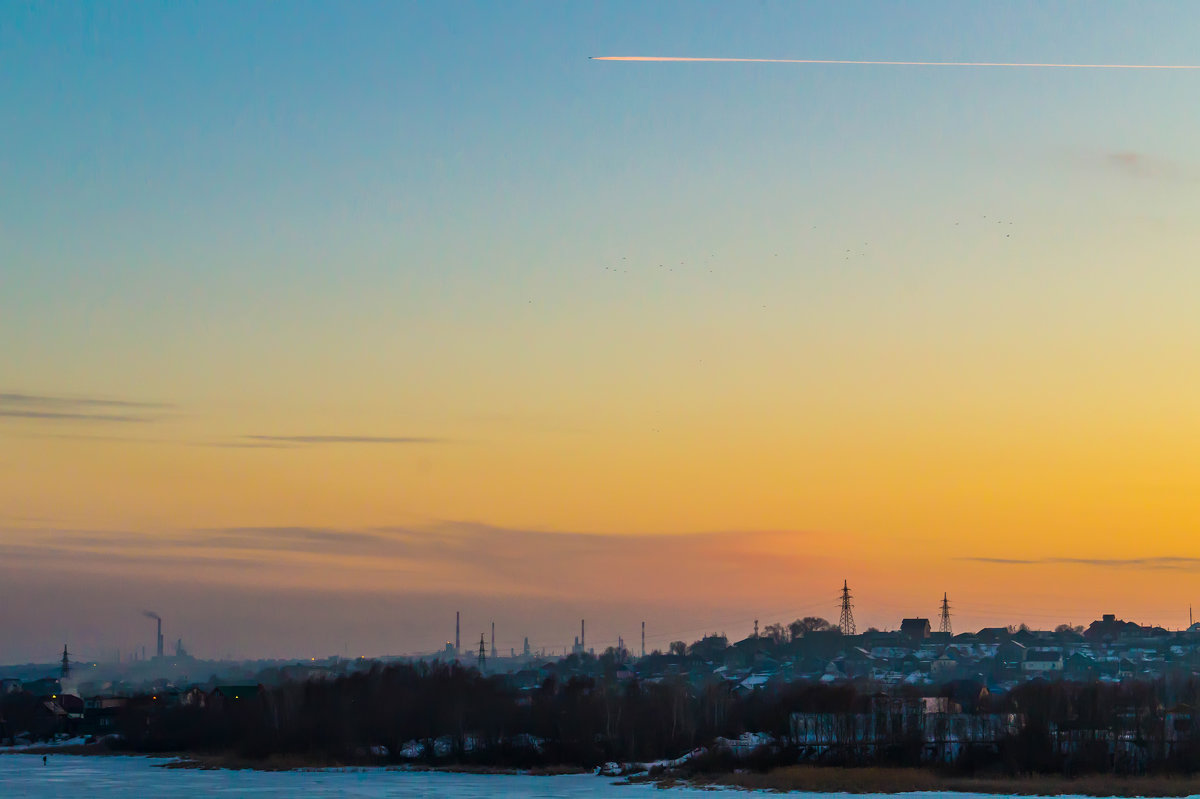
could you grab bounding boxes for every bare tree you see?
[788,617,833,640]
[762,623,788,644]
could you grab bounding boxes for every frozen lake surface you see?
[0,754,726,798]
[0,754,1172,799]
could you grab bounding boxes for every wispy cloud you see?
[0,409,155,422]
[0,514,61,524]
[193,526,391,551]
[591,56,1200,69]
[967,557,1039,565]
[0,392,171,423]
[33,433,170,444]
[962,556,1200,570]
[0,393,168,410]
[238,435,445,445]
[0,522,821,603]
[1102,150,1194,182]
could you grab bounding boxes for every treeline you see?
[113,661,807,766]
[106,662,1200,775]
[998,678,1200,776]
[1,692,64,742]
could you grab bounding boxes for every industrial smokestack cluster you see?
[144,610,164,658]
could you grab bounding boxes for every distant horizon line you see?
[590,56,1200,70]
[6,613,1195,670]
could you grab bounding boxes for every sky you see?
[3,1,1200,664]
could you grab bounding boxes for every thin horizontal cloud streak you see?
[0,391,172,423]
[0,531,427,594]
[0,392,170,410]
[0,522,822,602]
[0,542,259,569]
[0,409,155,423]
[243,435,446,445]
[591,56,1200,69]
[968,557,1039,564]
[963,556,1200,570]
[36,433,167,443]
[1096,150,1195,182]
[195,526,391,551]
[5,526,391,556]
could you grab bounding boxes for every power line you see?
[637,600,840,647]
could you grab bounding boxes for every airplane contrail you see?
[590,56,1200,70]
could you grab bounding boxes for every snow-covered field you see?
[0,754,724,798]
[0,755,1175,799]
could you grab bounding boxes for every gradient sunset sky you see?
[3,2,1200,663]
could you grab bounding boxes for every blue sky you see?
[3,2,1200,661]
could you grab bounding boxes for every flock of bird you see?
[594,214,1017,283]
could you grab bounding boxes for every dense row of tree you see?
[115,661,794,765]
[95,660,1200,776]
[0,692,64,742]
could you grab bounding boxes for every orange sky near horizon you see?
[5,365,1200,640]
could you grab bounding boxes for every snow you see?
[0,754,1181,798]
[0,736,90,752]
[739,673,771,690]
[0,754,732,798]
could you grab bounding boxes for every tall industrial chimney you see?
[156,618,164,658]
[490,621,497,659]
[455,611,461,655]
[581,619,585,652]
